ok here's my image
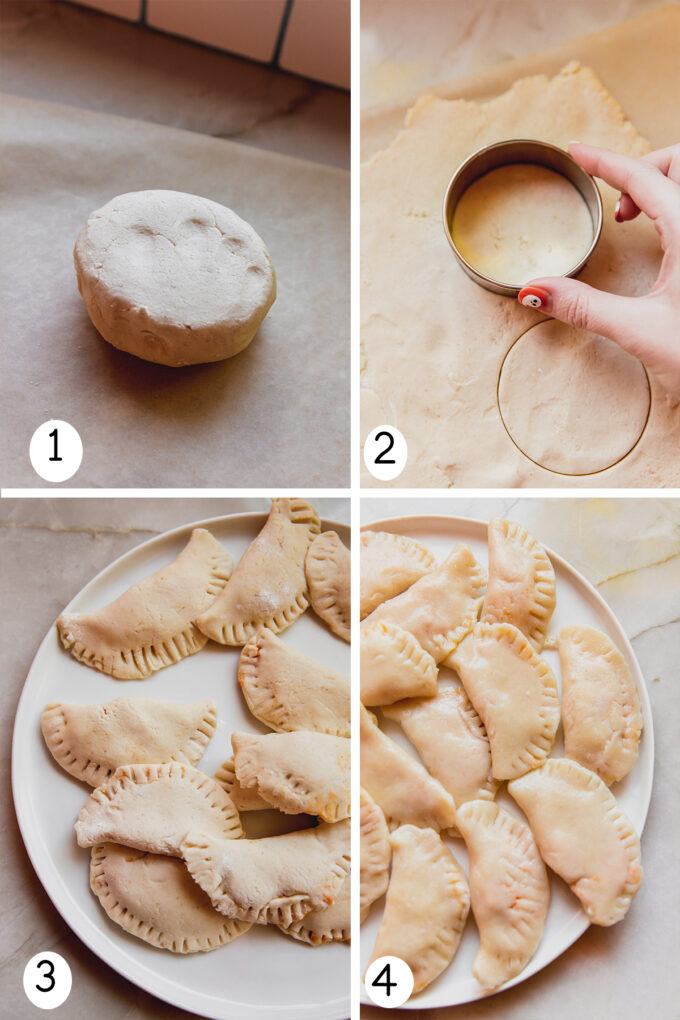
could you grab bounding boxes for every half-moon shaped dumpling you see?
[360,705,456,831]
[213,757,270,811]
[305,531,351,643]
[367,825,470,994]
[90,843,250,952]
[75,762,242,856]
[360,788,390,924]
[195,498,320,645]
[383,686,498,817]
[42,697,217,786]
[231,731,350,822]
[449,622,559,780]
[558,626,642,785]
[481,518,556,651]
[181,819,350,927]
[360,621,437,706]
[456,800,550,991]
[57,528,232,680]
[508,759,643,925]
[238,627,350,737]
[365,544,486,663]
[360,530,435,619]
[278,874,350,945]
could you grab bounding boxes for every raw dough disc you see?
[451,164,594,286]
[74,190,276,367]
[498,320,650,475]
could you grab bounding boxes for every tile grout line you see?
[271,0,295,69]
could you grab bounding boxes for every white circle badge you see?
[23,952,72,1009]
[363,426,407,482]
[29,420,83,483]
[364,955,414,1008]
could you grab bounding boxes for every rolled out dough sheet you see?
[498,321,651,475]
[360,63,680,488]
[0,95,349,488]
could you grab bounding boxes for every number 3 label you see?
[363,426,408,482]
[364,955,414,1007]
[23,952,72,1009]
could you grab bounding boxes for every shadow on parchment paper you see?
[78,309,276,424]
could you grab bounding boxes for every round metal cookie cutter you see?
[443,139,603,296]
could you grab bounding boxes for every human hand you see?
[518,142,680,395]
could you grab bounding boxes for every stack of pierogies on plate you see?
[360,519,643,995]
[42,499,351,953]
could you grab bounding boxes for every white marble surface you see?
[360,496,680,1020]
[1,0,349,169]
[1,498,348,1020]
[361,0,670,109]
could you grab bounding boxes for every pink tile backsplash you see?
[62,0,351,88]
[146,0,287,64]
[279,0,350,89]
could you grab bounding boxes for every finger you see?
[640,144,680,184]
[517,277,651,356]
[568,143,680,232]
[614,146,680,222]
[615,193,640,222]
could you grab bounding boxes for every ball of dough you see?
[74,190,276,367]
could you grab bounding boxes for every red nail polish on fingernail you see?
[518,286,550,310]
[614,199,622,222]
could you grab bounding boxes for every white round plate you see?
[360,515,653,1009]
[12,513,350,1020]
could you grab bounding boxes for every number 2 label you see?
[364,426,407,482]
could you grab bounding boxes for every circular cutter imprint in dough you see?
[451,164,594,287]
[74,190,276,367]
[498,320,650,476]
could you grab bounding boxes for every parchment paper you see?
[0,95,349,488]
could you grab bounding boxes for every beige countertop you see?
[360,496,680,1020]
[1,1,349,170]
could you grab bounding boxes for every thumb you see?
[517,277,648,352]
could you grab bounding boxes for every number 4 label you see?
[364,426,408,482]
[364,955,414,1007]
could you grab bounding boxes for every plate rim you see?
[12,510,350,1020]
[359,512,654,1009]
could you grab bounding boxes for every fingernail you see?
[518,286,551,310]
[614,198,622,222]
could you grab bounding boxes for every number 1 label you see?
[48,428,63,462]
[29,420,83,483]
